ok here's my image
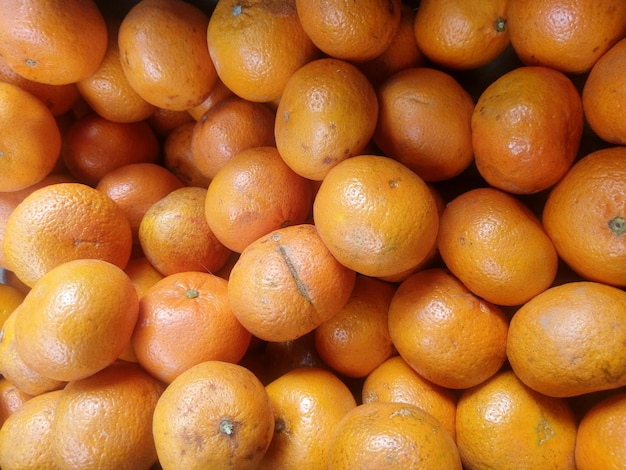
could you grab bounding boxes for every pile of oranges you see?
[0,0,625,468]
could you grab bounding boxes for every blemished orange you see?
[274,58,378,180]
[373,67,475,182]
[542,146,626,287]
[456,370,578,469]
[388,268,509,389]
[61,112,160,187]
[507,0,626,74]
[0,82,62,192]
[313,155,439,278]
[191,96,276,179]
[0,0,107,85]
[207,0,318,103]
[131,271,252,384]
[51,361,165,470]
[295,0,402,62]
[583,38,626,145]
[0,378,33,427]
[328,401,462,469]
[314,275,396,378]
[575,392,626,469]
[472,65,583,194]
[163,121,212,188]
[260,367,357,469]
[3,182,133,287]
[507,281,626,398]
[118,0,218,111]
[0,282,25,327]
[0,389,63,470]
[204,146,314,253]
[153,360,275,470]
[414,0,510,70]
[362,355,457,441]
[13,259,139,382]
[186,78,235,121]
[437,187,558,306]
[227,224,356,342]
[138,186,232,276]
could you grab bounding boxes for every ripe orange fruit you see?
[207,0,318,103]
[274,58,378,180]
[3,182,133,287]
[295,0,402,62]
[373,67,475,182]
[227,224,356,342]
[52,361,165,470]
[0,282,25,328]
[187,78,235,121]
[204,146,313,253]
[507,281,626,398]
[456,370,578,469]
[118,0,218,111]
[147,106,195,138]
[153,360,275,470]
[13,259,139,382]
[313,155,439,278]
[328,401,462,469]
[0,82,62,192]
[131,271,252,384]
[414,0,510,70]
[138,186,232,276]
[472,66,583,194]
[362,355,458,441]
[542,146,626,287]
[0,378,33,427]
[123,256,164,300]
[0,0,107,85]
[162,121,212,188]
[575,392,626,469]
[260,367,357,469]
[314,275,396,378]
[507,0,626,74]
[437,187,558,306]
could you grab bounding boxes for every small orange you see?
[187,78,235,121]
[227,224,356,342]
[260,367,357,469]
[0,282,25,327]
[313,155,439,278]
[274,58,378,180]
[153,360,275,470]
[0,378,33,427]
[147,107,195,138]
[163,121,212,188]
[437,187,558,306]
[123,256,165,300]
[204,146,314,253]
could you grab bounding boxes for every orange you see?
[131,271,252,384]
[204,146,314,253]
[472,65,583,194]
[163,121,212,188]
[13,259,139,382]
[575,392,626,469]
[362,355,457,441]
[118,0,218,111]
[123,256,164,300]
[437,187,558,306]
[507,0,626,74]
[507,281,626,398]
[0,282,25,327]
[207,0,318,103]
[313,155,439,278]
[274,58,378,180]
[542,146,626,287]
[0,378,33,427]
[456,370,578,469]
[147,106,195,138]
[227,224,356,342]
[373,67,475,182]
[583,38,626,145]
[187,78,235,121]
[138,186,232,276]
[61,112,160,187]
[153,360,275,470]
[295,0,402,62]
[0,82,62,192]
[0,0,107,85]
[0,389,63,469]
[414,0,510,70]
[314,275,396,378]
[3,182,133,287]
[328,401,462,469]
[52,361,165,470]
[260,367,357,469]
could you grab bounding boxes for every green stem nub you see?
[608,216,626,236]
[186,288,199,299]
[494,17,507,34]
